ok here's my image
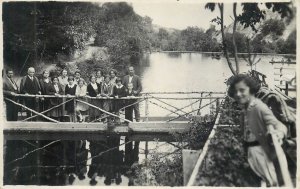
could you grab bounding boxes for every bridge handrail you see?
[6,92,226,100]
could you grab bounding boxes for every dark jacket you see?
[3,76,19,97]
[20,75,41,94]
[39,79,52,95]
[45,83,64,106]
[87,83,102,97]
[122,75,142,95]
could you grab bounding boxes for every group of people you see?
[3,66,142,123]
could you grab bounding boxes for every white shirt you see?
[91,83,98,90]
[115,84,124,89]
[54,84,59,93]
[129,76,133,83]
[67,83,75,88]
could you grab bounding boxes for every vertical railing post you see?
[209,93,212,115]
[73,97,77,122]
[197,92,203,115]
[216,98,220,114]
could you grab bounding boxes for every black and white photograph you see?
[1,0,298,187]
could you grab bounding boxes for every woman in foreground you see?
[228,74,288,187]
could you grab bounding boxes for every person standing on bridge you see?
[45,76,64,121]
[109,70,118,86]
[3,69,19,121]
[122,66,142,122]
[39,70,52,114]
[228,74,288,186]
[95,69,104,85]
[112,78,126,124]
[101,75,114,122]
[74,71,85,85]
[65,76,77,122]
[20,67,42,119]
[58,69,69,88]
[87,75,102,122]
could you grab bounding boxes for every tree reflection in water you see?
[4,136,139,186]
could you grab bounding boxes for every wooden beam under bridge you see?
[3,121,192,141]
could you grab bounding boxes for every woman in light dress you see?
[75,78,88,122]
[228,74,288,186]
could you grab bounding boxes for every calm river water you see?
[5,52,294,186]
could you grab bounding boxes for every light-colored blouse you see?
[75,85,87,97]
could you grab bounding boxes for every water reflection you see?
[4,136,143,186]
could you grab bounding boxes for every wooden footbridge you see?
[3,91,225,142]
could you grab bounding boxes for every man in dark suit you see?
[20,67,42,118]
[3,69,19,121]
[122,66,142,122]
[123,66,142,163]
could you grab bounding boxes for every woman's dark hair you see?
[227,74,260,98]
[90,74,96,81]
[51,76,59,82]
[116,77,122,83]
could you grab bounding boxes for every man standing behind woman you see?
[122,66,142,122]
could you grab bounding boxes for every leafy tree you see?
[283,30,296,54]
[3,2,98,72]
[94,2,151,68]
[261,19,286,37]
[205,2,293,75]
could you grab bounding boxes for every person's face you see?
[105,77,110,84]
[110,71,115,78]
[69,79,74,85]
[96,71,101,77]
[7,71,13,78]
[91,77,96,83]
[43,71,49,78]
[129,67,134,76]
[116,81,121,86]
[234,81,252,105]
[79,81,84,87]
[75,73,80,78]
[53,78,58,84]
[28,69,35,77]
[62,70,67,77]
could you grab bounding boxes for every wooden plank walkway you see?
[3,121,192,141]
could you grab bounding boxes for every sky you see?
[130,1,236,30]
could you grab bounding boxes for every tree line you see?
[3,2,296,75]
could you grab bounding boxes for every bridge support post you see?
[145,95,149,160]
[73,98,77,122]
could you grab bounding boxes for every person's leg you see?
[5,101,13,121]
[12,102,19,121]
[133,103,140,122]
[247,146,278,186]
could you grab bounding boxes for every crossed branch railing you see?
[4,91,225,124]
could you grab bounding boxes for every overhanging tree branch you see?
[232,3,239,74]
[218,3,237,75]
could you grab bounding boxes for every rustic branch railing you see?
[4,91,225,123]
